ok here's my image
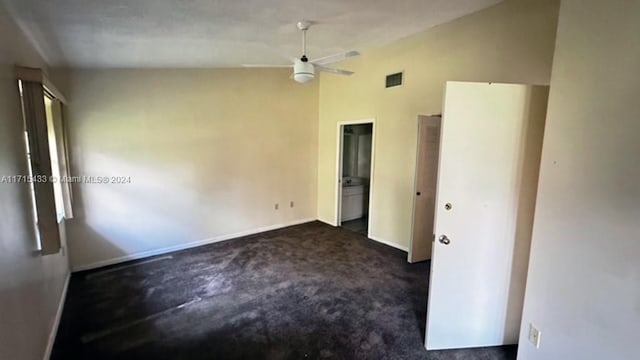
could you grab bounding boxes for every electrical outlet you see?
[528,323,541,348]
[290,201,294,208]
[274,203,279,210]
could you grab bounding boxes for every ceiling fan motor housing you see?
[294,60,314,83]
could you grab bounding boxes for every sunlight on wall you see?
[83,153,201,252]
[56,68,319,269]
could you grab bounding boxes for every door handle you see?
[438,235,451,245]
[416,191,421,196]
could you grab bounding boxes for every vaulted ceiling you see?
[2,0,502,68]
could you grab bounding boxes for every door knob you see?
[438,235,451,245]
[416,191,421,196]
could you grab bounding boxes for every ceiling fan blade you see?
[314,64,354,76]
[242,64,293,68]
[310,50,360,66]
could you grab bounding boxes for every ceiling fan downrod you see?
[298,20,311,62]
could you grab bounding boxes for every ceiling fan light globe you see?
[294,73,314,83]
[293,61,315,83]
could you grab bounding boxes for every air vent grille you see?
[385,72,403,88]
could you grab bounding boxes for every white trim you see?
[43,272,70,360]
[318,215,406,252]
[334,123,344,227]
[369,235,409,252]
[72,218,316,272]
[316,218,336,227]
[368,122,377,240]
[334,118,376,239]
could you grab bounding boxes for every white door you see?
[425,82,548,350]
[409,115,441,263]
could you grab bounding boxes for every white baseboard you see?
[72,218,317,272]
[368,234,409,252]
[318,218,408,253]
[317,218,337,227]
[43,272,70,360]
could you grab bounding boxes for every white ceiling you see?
[2,0,502,68]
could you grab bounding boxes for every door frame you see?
[408,114,442,263]
[335,118,376,238]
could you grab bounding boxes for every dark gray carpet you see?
[341,217,368,236]
[52,221,516,360]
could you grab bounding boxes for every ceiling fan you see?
[243,20,360,84]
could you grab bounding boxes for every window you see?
[17,68,72,255]
[44,93,66,221]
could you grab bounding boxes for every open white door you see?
[425,82,548,350]
[409,115,441,263]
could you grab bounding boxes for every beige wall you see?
[316,0,560,250]
[54,68,319,270]
[0,4,70,360]
[518,1,640,359]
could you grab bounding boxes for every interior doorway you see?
[336,120,375,237]
[409,115,442,263]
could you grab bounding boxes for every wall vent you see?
[385,72,403,88]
